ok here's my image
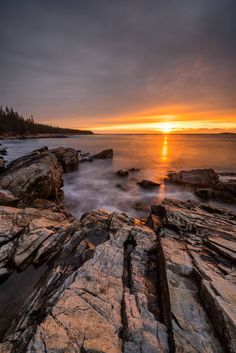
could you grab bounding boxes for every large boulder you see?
[167,168,219,187]
[0,147,80,205]
[0,151,63,205]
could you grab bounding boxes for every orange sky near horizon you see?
[44,104,236,134]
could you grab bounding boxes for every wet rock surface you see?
[0,198,234,352]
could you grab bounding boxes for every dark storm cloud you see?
[0,0,236,124]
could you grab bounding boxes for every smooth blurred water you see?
[3,134,236,217]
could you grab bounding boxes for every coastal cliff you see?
[0,147,235,353]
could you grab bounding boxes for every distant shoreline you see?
[0,132,94,140]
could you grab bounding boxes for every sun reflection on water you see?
[161,135,169,162]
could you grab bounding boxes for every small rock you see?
[117,169,129,177]
[137,179,160,190]
[115,184,129,192]
[129,168,140,172]
[0,147,7,156]
[93,149,113,159]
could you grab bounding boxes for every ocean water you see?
[3,134,236,217]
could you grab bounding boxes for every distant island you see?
[0,106,93,139]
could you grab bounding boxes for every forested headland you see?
[0,106,93,137]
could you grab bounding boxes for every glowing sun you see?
[160,123,173,133]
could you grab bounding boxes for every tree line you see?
[0,106,92,136]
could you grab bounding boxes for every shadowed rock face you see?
[0,199,235,353]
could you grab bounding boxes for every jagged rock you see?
[0,210,169,352]
[167,168,219,187]
[93,148,113,159]
[0,200,235,352]
[50,147,79,172]
[147,199,236,353]
[0,152,63,205]
[117,169,129,177]
[0,204,78,273]
[137,179,161,190]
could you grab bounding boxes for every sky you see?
[1,0,236,133]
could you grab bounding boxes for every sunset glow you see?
[159,123,174,134]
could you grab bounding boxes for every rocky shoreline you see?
[0,146,235,353]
